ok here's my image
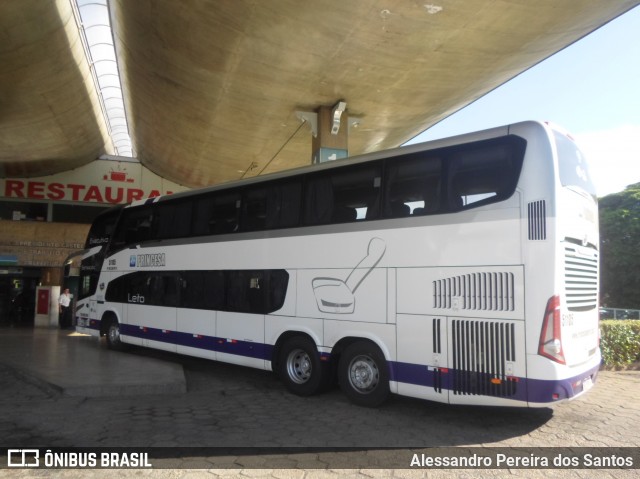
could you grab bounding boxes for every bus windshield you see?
[85,207,122,249]
[79,207,121,299]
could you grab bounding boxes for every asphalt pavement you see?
[0,327,638,478]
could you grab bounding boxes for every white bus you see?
[76,121,600,408]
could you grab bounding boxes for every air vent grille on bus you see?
[565,245,598,311]
[528,200,547,240]
[433,317,441,354]
[451,320,518,397]
[433,273,515,311]
[433,317,443,393]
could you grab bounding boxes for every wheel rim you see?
[348,354,379,394]
[108,323,120,344]
[286,348,312,384]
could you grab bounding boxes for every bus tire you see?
[278,336,325,397]
[105,317,125,351]
[338,340,390,407]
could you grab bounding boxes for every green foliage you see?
[600,320,640,368]
[599,182,640,309]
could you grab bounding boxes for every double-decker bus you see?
[76,121,600,407]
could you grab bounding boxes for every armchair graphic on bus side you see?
[312,237,386,314]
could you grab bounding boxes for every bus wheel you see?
[105,318,125,351]
[338,341,390,407]
[278,336,324,396]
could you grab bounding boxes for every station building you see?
[0,158,187,326]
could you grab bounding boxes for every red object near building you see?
[37,289,49,315]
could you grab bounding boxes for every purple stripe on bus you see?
[92,320,599,405]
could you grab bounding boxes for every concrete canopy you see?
[1,1,638,188]
[0,0,113,178]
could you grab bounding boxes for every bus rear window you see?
[554,132,597,198]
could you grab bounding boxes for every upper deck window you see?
[447,137,526,211]
[384,154,442,217]
[104,134,527,253]
[304,164,382,225]
[192,192,241,236]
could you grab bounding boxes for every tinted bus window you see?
[154,200,193,239]
[111,206,155,248]
[448,137,526,211]
[384,155,442,217]
[106,272,180,307]
[225,270,289,314]
[241,180,302,232]
[80,207,122,299]
[107,270,288,314]
[304,164,382,225]
[193,192,241,236]
[85,207,121,249]
[181,271,225,310]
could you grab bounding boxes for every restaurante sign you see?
[0,160,188,204]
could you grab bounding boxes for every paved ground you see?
[0,327,639,478]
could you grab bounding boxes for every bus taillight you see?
[538,295,566,364]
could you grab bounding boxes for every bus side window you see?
[384,154,442,217]
[112,206,155,248]
[105,273,129,303]
[304,164,381,225]
[127,272,151,302]
[154,201,193,239]
[265,181,301,229]
[226,271,252,313]
[242,187,268,232]
[447,138,525,211]
[193,193,241,236]
[224,270,289,314]
[161,274,180,307]
[181,271,225,310]
[242,181,302,232]
[268,270,289,313]
[304,176,333,225]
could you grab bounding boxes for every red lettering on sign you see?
[3,179,175,204]
[127,189,144,203]
[84,185,104,203]
[47,183,65,200]
[67,184,86,201]
[105,187,124,204]
[5,180,25,198]
[27,181,45,199]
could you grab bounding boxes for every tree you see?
[599,182,640,308]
